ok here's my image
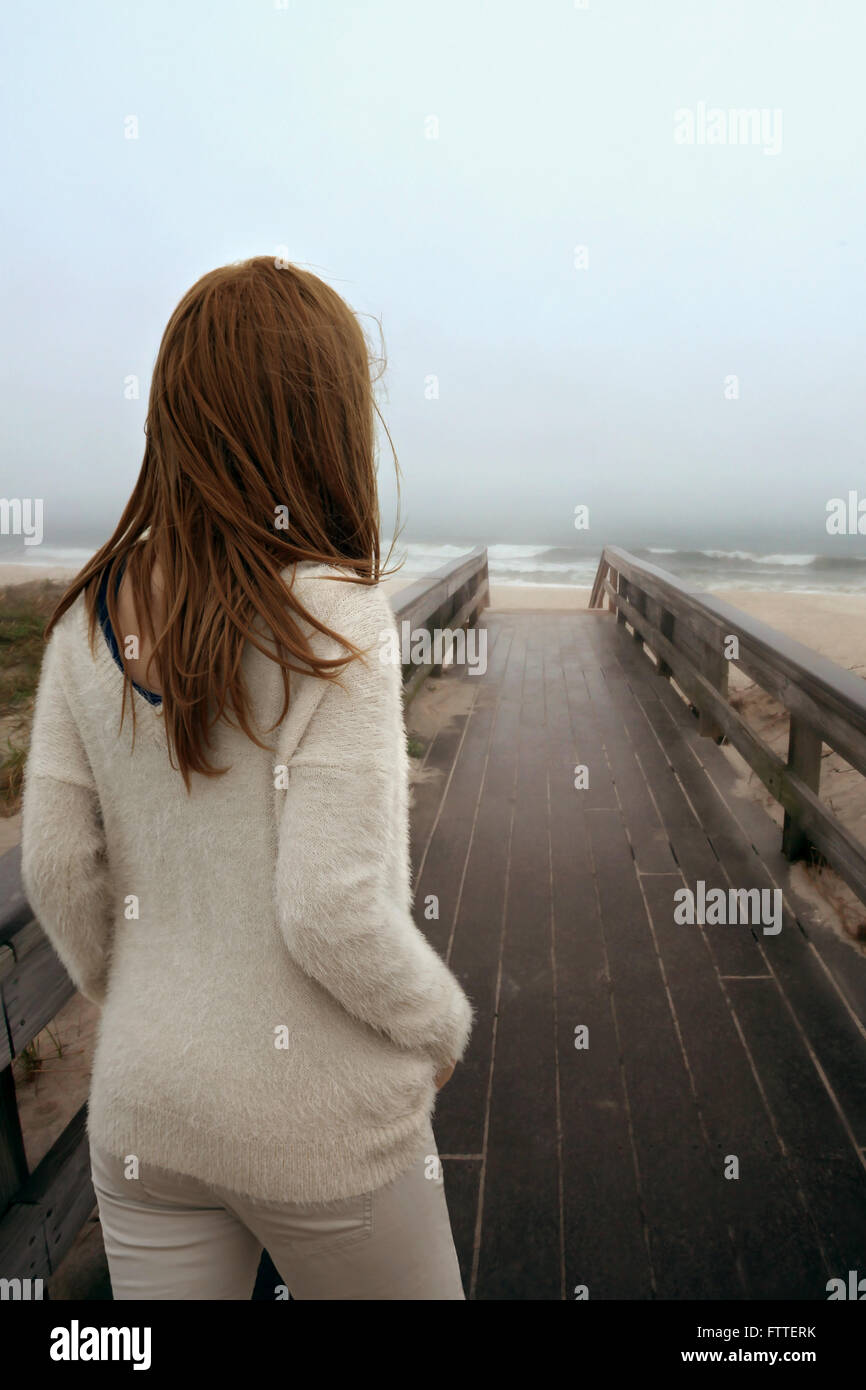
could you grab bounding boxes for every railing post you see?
[657,609,674,679]
[0,1064,29,1216]
[615,571,627,625]
[588,557,609,609]
[698,642,729,741]
[628,581,645,645]
[781,716,823,861]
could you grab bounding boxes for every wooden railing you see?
[0,546,490,1288]
[590,545,866,903]
[391,545,490,701]
[0,845,91,1291]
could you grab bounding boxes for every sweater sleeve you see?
[273,583,474,1071]
[20,628,114,1006]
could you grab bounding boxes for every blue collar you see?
[97,560,163,706]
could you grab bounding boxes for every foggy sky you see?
[2,0,865,558]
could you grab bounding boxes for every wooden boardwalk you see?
[410,607,866,1301]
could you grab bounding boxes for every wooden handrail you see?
[390,545,490,701]
[589,545,866,903]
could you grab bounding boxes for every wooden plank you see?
[586,808,742,1297]
[594,637,702,835]
[0,1065,29,1215]
[439,1158,481,1299]
[413,635,507,960]
[475,621,561,1299]
[581,654,678,874]
[542,616,648,1296]
[408,667,480,887]
[433,617,519,1164]
[587,620,698,833]
[0,1104,94,1280]
[648,817,766,980]
[3,921,77,1060]
[559,638,619,811]
[708,828,866,1150]
[549,615,652,1296]
[725,976,866,1281]
[406,605,503,867]
[639,873,826,1297]
[0,846,31,950]
[618,662,866,1148]
[554,867,653,1298]
[545,620,593,879]
[0,944,15,1071]
[624,638,866,1076]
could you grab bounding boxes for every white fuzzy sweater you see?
[20,564,474,1204]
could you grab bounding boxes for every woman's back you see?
[22,561,472,1206]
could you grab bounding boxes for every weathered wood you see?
[0,846,30,950]
[615,571,627,627]
[624,580,866,899]
[782,716,823,862]
[414,610,866,1299]
[657,606,675,679]
[0,1103,94,1280]
[638,871,824,1296]
[477,620,560,1299]
[2,919,76,1062]
[626,578,645,644]
[595,551,866,905]
[392,546,490,702]
[0,943,15,1071]
[0,1065,28,1215]
[597,546,866,771]
[697,635,729,742]
[588,559,608,609]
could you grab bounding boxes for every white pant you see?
[90,1120,465,1300]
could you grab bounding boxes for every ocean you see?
[389,543,866,595]
[5,542,866,596]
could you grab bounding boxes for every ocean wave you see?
[699,549,818,566]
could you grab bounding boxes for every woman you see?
[20,256,474,1300]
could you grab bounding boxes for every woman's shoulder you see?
[282,562,395,640]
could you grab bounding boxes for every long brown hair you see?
[44,256,402,789]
